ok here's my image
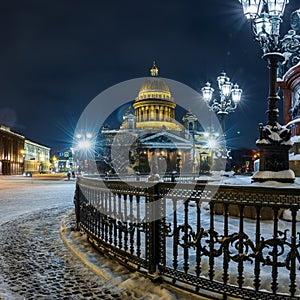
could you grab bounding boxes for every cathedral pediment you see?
[139,131,192,149]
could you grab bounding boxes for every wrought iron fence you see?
[83,172,207,182]
[74,176,300,299]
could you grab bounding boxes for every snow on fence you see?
[74,177,300,299]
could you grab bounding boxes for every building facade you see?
[51,150,73,173]
[278,62,300,176]
[0,125,52,175]
[0,125,25,175]
[24,140,51,174]
[97,64,212,176]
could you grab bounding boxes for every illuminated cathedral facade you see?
[96,63,212,176]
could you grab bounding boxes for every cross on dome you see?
[150,61,159,77]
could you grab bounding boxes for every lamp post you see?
[238,0,296,183]
[202,73,242,171]
[201,72,242,134]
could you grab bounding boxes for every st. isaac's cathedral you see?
[96,63,217,176]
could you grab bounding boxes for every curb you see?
[59,215,114,282]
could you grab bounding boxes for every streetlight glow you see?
[207,137,217,149]
[78,140,91,150]
[73,130,97,175]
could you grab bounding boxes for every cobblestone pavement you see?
[0,207,125,300]
[0,178,204,300]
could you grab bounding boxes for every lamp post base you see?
[252,169,295,183]
[252,125,295,183]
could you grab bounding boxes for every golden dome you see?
[135,63,173,102]
[133,63,179,131]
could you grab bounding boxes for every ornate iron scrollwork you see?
[222,232,255,264]
[256,229,300,269]
[279,30,300,77]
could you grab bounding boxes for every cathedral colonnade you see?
[135,105,175,122]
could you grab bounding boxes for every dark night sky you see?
[0,0,299,152]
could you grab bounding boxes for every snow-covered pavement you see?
[0,176,75,225]
[0,176,204,300]
[0,207,124,299]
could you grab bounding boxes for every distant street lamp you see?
[238,0,298,182]
[201,72,242,134]
[74,132,94,174]
[202,73,242,171]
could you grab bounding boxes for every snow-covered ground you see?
[0,176,75,225]
[198,173,300,188]
[61,213,204,300]
[0,176,206,299]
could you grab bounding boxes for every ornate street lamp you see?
[202,77,242,172]
[201,72,242,134]
[238,0,296,183]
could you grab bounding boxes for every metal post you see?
[74,182,81,230]
[264,53,284,126]
[148,183,161,277]
[253,52,294,182]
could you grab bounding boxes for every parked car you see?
[23,172,32,177]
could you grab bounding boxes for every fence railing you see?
[83,172,212,183]
[74,176,300,299]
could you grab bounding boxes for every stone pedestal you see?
[252,121,295,183]
[259,143,290,171]
[252,143,295,183]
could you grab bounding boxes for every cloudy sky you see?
[0,0,299,151]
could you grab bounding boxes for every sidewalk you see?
[60,213,210,300]
[0,173,72,181]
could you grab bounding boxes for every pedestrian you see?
[72,171,75,179]
[67,170,71,181]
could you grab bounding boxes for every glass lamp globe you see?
[201,82,214,102]
[231,84,243,103]
[266,0,289,17]
[239,0,264,19]
[221,80,232,97]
